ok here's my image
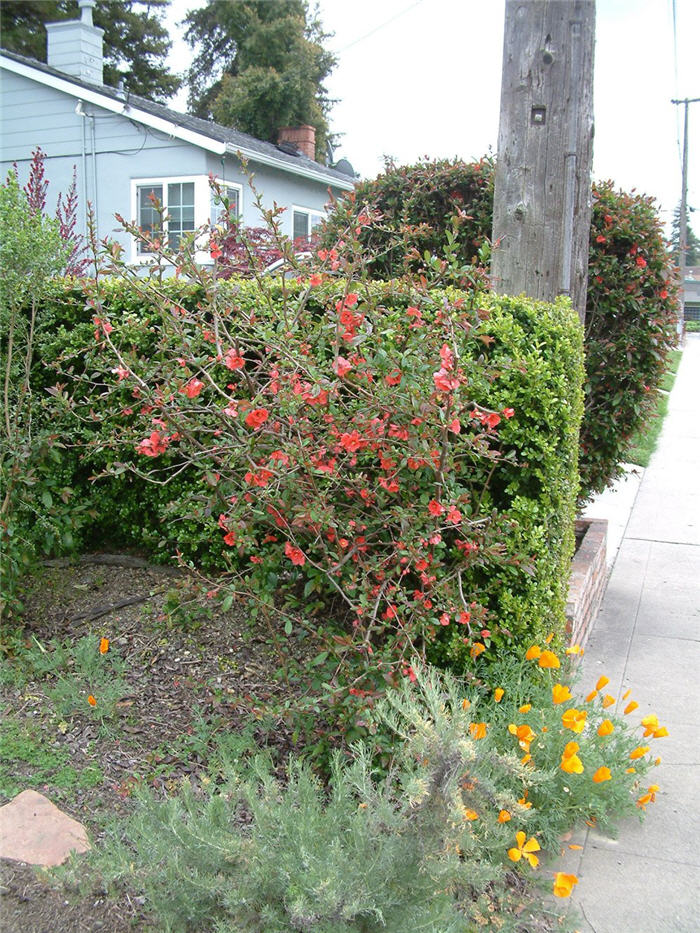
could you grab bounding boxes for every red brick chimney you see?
[277,125,316,160]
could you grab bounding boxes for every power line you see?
[332,0,427,54]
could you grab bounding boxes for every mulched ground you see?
[0,554,314,933]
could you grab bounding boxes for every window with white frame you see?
[292,206,325,246]
[134,180,195,253]
[131,176,242,262]
[210,183,242,227]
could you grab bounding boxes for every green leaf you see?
[41,490,53,508]
[284,620,293,636]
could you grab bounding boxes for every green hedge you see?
[31,276,583,664]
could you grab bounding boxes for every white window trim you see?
[291,204,325,242]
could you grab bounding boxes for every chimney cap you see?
[79,0,96,26]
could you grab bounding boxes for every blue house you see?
[0,0,355,265]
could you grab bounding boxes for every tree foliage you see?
[0,0,180,102]
[670,203,700,266]
[184,0,336,160]
[320,159,679,501]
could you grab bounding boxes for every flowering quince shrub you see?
[35,260,583,686]
[80,662,664,932]
[320,159,679,502]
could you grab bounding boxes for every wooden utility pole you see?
[491,0,596,324]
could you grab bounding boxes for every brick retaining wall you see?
[566,518,608,649]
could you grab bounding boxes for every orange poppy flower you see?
[538,649,560,669]
[562,708,587,733]
[560,752,584,774]
[553,872,579,898]
[87,695,97,707]
[498,809,511,823]
[552,683,573,704]
[470,643,486,659]
[597,719,614,737]
[469,722,488,740]
[508,831,540,868]
[653,727,669,738]
[525,645,541,661]
[595,676,610,691]
[624,701,639,715]
[602,694,615,708]
[99,637,109,654]
[565,644,583,655]
[518,703,532,713]
[463,808,479,821]
[629,745,650,760]
[494,687,505,702]
[592,766,612,783]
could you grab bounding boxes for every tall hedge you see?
[321,159,679,500]
[32,276,583,666]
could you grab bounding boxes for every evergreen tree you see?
[184,0,336,161]
[0,0,180,102]
[670,203,700,266]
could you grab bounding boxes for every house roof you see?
[0,47,356,191]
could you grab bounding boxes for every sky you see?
[163,0,700,233]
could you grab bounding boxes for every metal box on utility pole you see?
[491,0,595,324]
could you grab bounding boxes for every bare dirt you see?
[0,554,308,933]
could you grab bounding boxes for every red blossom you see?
[333,356,353,377]
[245,408,269,430]
[285,541,306,566]
[224,349,245,370]
[136,431,170,457]
[428,499,445,517]
[385,368,402,386]
[180,378,204,398]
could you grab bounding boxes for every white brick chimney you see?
[46,0,104,85]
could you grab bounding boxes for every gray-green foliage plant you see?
[81,667,556,933]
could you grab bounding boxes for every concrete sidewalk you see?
[562,334,700,932]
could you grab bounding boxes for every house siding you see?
[1,65,346,257]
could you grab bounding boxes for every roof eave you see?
[1,53,355,190]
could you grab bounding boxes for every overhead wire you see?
[331,0,427,54]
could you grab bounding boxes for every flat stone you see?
[0,790,90,867]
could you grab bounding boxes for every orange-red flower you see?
[99,637,109,655]
[470,642,486,659]
[87,695,97,707]
[553,872,579,898]
[508,831,540,868]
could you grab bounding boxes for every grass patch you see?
[0,717,103,799]
[686,320,700,333]
[624,349,682,467]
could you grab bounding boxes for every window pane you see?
[138,185,162,253]
[293,210,309,244]
[167,182,195,249]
